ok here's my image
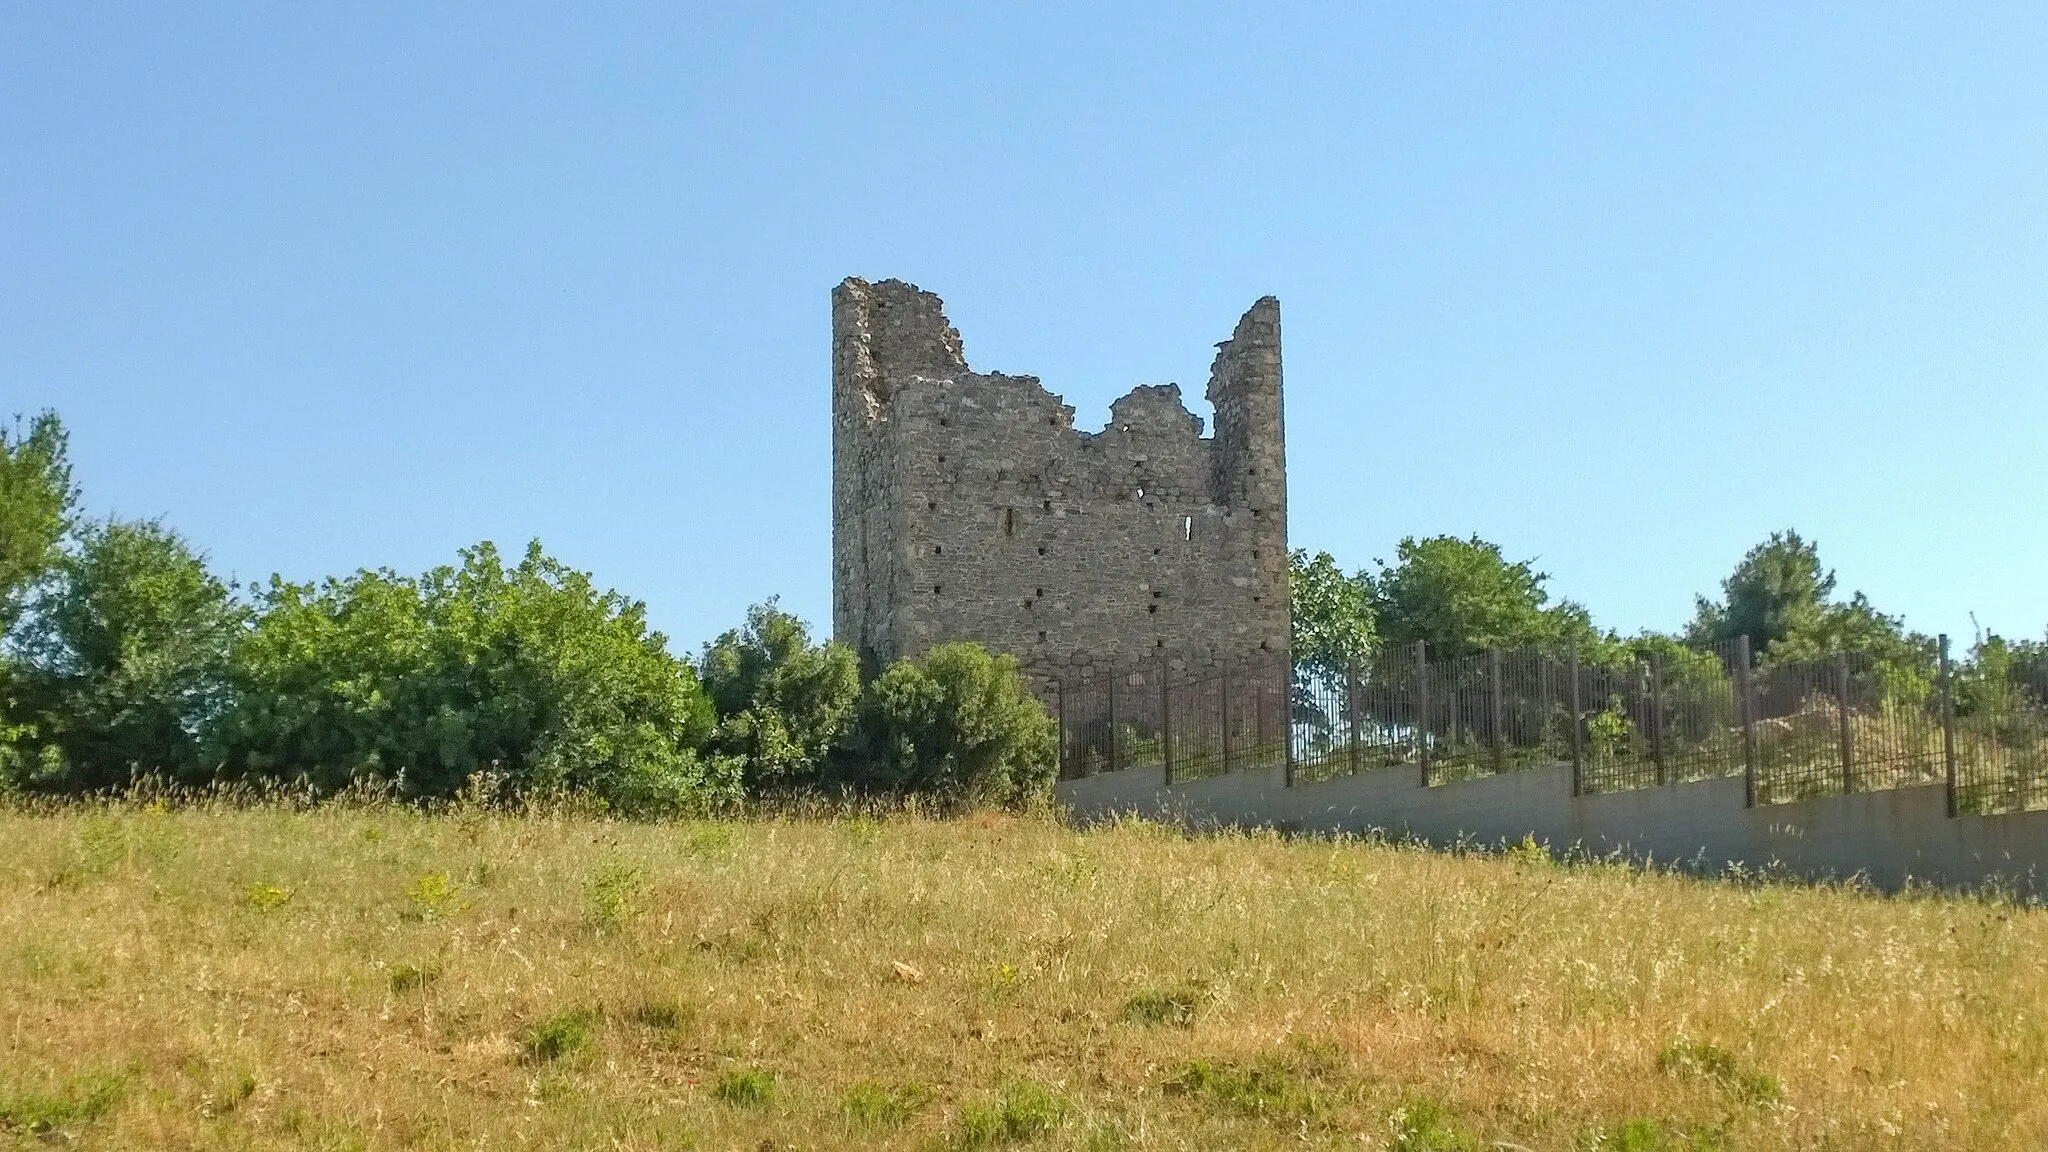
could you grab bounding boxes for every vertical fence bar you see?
[1055,679,1067,780]
[1220,663,1233,775]
[1347,659,1362,778]
[1737,635,1757,808]
[1415,641,1432,787]
[1282,651,1296,788]
[1836,652,1854,796]
[1651,657,1667,786]
[1160,659,1174,787]
[1489,647,1506,775]
[1568,642,1583,796]
[1106,661,1119,775]
[1940,634,1958,817]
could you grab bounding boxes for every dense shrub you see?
[3,518,241,792]
[698,600,860,792]
[839,642,1056,805]
[214,541,729,813]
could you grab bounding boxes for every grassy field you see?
[3,803,2046,1150]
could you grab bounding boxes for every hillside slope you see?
[2,806,2042,1149]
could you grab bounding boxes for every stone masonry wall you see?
[831,277,1289,700]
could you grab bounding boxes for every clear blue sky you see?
[6,4,2044,653]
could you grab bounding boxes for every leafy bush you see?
[839,642,1056,805]
[585,861,646,930]
[215,541,730,814]
[3,518,242,792]
[699,599,860,792]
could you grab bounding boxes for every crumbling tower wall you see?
[831,277,1289,698]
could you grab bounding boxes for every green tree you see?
[698,600,861,791]
[1686,530,1833,656]
[1690,530,1934,698]
[4,518,242,791]
[1955,630,2047,718]
[1289,549,1376,677]
[839,642,1056,805]
[0,411,78,631]
[218,541,726,812]
[1371,535,1593,659]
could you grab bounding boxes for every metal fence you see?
[1055,637,2048,816]
[1053,657,1292,785]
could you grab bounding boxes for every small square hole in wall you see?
[1037,546,1046,556]
[1035,588,1043,597]
[1147,604,1157,614]
[933,585,943,596]
[938,455,946,463]
[1043,500,1053,511]
[928,501,937,510]
[1252,550,1260,560]
[939,418,948,427]
[1038,630,1048,641]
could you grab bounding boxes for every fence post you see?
[1415,641,1432,787]
[1489,647,1506,776]
[1347,658,1362,778]
[1650,657,1667,787]
[1220,663,1233,775]
[1055,678,1067,780]
[1282,651,1296,789]
[1836,652,1854,796]
[1160,658,1175,787]
[1737,635,1757,808]
[1940,634,1958,817]
[1568,642,1583,796]
[1106,660,1119,775]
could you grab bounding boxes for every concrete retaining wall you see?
[1055,760,2048,896]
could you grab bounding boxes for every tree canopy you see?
[4,517,241,791]
[215,541,728,812]
[698,599,860,792]
[0,411,78,631]
[1368,535,1594,659]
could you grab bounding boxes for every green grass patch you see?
[954,1080,1067,1146]
[0,1071,126,1137]
[713,1066,775,1107]
[520,1009,599,1063]
[1164,1042,1343,1122]
[841,1079,930,1128]
[1121,980,1207,1028]
[1656,1041,1782,1107]
[1390,1095,1478,1151]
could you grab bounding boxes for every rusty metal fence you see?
[1056,636,2048,816]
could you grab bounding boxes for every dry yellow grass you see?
[3,802,2046,1150]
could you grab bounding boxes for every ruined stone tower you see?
[831,278,1288,698]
